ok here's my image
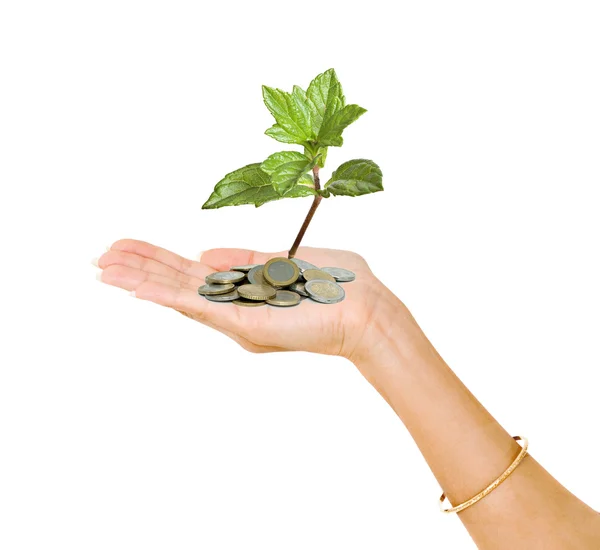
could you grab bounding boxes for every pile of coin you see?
[197,257,355,307]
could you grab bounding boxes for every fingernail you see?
[91,257,99,267]
[129,290,136,297]
[105,245,111,252]
[96,271,103,282]
[197,250,205,261]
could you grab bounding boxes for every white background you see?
[1,1,599,548]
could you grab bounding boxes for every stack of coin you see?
[197,257,355,307]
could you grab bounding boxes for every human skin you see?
[96,239,600,549]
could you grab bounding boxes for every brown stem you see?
[288,166,322,259]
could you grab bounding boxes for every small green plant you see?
[202,68,383,258]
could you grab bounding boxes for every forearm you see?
[351,291,600,549]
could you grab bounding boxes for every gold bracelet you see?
[439,435,529,514]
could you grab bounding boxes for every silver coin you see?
[305,279,345,304]
[206,271,246,284]
[205,289,239,302]
[230,264,259,273]
[197,283,235,296]
[302,269,336,283]
[247,265,266,285]
[290,258,318,271]
[237,283,277,301]
[289,282,309,297]
[266,290,301,307]
[233,298,266,307]
[320,267,356,282]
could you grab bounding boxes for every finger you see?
[99,264,197,292]
[109,238,214,278]
[98,250,209,287]
[200,248,285,271]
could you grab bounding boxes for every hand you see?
[96,239,401,359]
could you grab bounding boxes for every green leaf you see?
[265,124,299,144]
[256,183,316,207]
[293,85,307,99]
[304,144,328,167]
[262,85,313,144]
[303,142,319,158]
[261,151,319,195]
[291,85,312,132]
[324,159,383,197]
[298,173,314,187]
[271,161,315,195]
[318,104,367,146]
[202,163,316,209]
[306,68,345,136]
[317,146,328,167]
[260,151,308,174]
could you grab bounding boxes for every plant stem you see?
[288,166,322,259]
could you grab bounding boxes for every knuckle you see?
[180,256,194,274]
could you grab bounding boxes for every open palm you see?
[97,239,395,359]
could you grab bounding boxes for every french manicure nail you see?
[96,271,103,282]
[197,250,205,261]
[105,245,111,252]
[91,257,99,267]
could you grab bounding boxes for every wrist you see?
[347,287,439,378]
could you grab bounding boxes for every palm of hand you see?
[97,239,387,359]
